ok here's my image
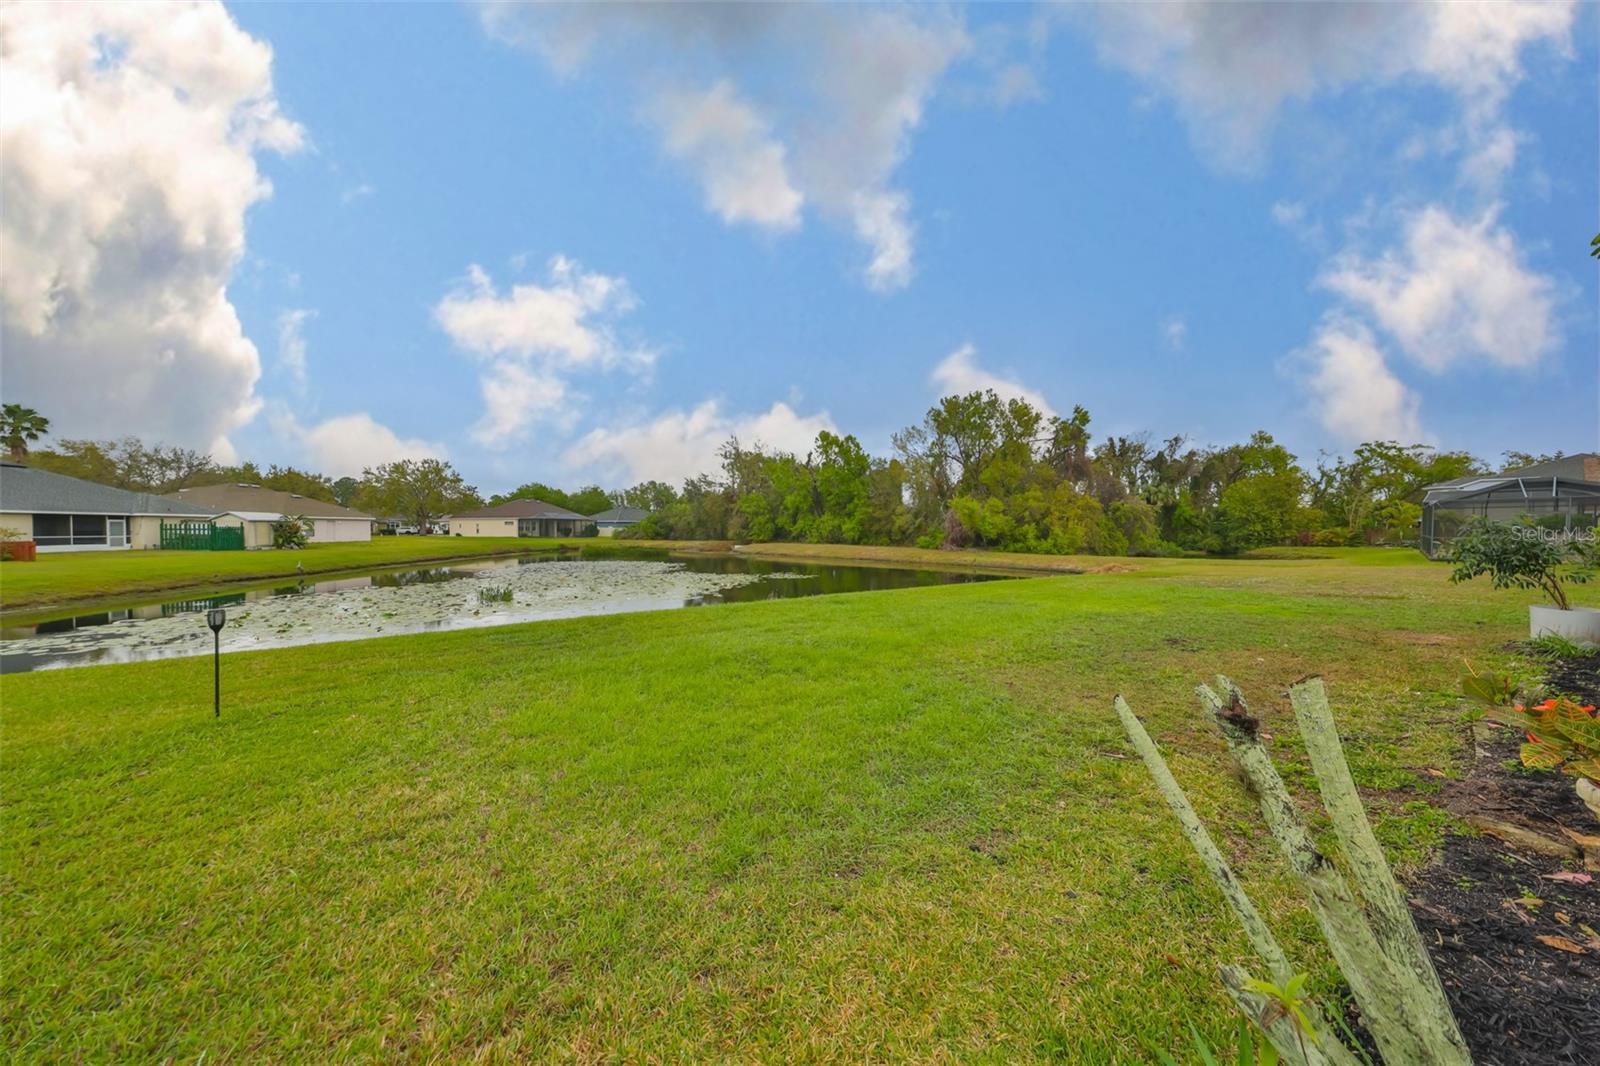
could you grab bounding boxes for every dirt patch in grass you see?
[1412,724,1600,1065]
[1395,632,1459,647]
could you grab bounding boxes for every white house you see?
[167,484,375,543]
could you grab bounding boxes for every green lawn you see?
[0,537,726,617]
[1,550,1559,1061]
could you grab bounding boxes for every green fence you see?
[160,521,245,551]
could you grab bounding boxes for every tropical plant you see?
[1459,662,1518,707]
[271,514,309,549]
[1448,518,1593,610]
[1487,697,1600,785]
[0,404,50,460]
[1460,667,1600,821]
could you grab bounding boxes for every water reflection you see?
[1,554,1004,673]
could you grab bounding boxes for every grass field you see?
[0,536,731,617]
[1,549,1562,1061]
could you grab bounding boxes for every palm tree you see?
[0,404,49,461]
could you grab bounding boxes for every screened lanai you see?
[1419,475,1600,557]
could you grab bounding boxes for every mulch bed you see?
[1405,650,1600,1066]
[1543,649,1600,707]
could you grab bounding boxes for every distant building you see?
[168,484,375,543]
[1420,453,1600,557]
[0,461,214,551]
[449,498,595,538]
[588,505,648,537]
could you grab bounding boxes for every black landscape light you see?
[207,608,227,718]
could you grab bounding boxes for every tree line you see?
[1,396,1570,555]
[620,391,1491,555]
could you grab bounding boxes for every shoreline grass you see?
[1,551,1557,1061]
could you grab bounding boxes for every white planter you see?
[1528,604,1600,645]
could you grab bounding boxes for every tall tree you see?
[331,476,362,507]
[1,404,50,460]
[357,459,481,528]
[619,480,678,512]
[27,436,213,492]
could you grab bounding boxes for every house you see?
[588,505,648,537]
[0,461,216,551]
[167,484,375,543]
[1419,453,1600,557]
[1500,453,1600,482]
[448,498,595,538]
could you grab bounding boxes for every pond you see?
[0,552,1008,673]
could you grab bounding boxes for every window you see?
[30,514,123,547]
[73,515,106,542]
[33,514,70,546]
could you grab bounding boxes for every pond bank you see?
[0,539,1095,622]
[0,538,727,621]
[0,555,1010,672]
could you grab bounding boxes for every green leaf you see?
[1522,740,1566,770]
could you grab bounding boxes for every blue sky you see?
[4,2,1595,494]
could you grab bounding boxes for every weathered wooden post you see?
[1116,675,1472,1066]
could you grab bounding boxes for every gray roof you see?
[167,483,373,521]
[589,505,648,523]
[1422,473,1600,506]
[454,497,592,521]
[1504,453,1600,481]
[0,462,215,517]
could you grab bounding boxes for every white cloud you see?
[479,3,967,291]
[564,399,836,485]
[1299,318,1423,444]
[1318,205,1559,373]
[472,362,569,446]
[650,81,802,231]
[1079,1,1574,172]
[279,411,446,478]
[851,190,915,292]
[434,257,654,446]
[1163,316,1187,352]
[276,309,315,393]
[930,344,1056,418]
[340,182,375,205]
[1270,199,1325,247]
[0,2,302,450]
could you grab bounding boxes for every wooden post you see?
[1115,677,1471,1066]
[1113,696,1294,984]
[1287,676,1472,1064]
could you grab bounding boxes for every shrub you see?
[271,514,309,549]
[1448,518,1593,610]
[1490,697,1600,786]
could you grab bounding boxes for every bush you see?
[271,514,309,549]
[1448,518,1593,610]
